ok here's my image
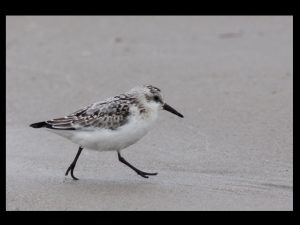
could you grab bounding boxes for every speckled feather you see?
[45,85,161,131]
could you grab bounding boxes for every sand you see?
[6,16,293,210]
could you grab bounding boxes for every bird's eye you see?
[153,96,160,102]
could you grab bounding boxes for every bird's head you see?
[129,85,184,118]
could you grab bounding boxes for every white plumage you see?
[30,85,183,180]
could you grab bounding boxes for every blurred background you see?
[6,16,293,210]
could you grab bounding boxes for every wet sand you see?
[6,16,293,210]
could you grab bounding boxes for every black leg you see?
[65,146,83,180]
[118,152,158,178]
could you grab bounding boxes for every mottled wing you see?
[45,97,132,130]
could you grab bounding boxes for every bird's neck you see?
[138,102,159,121]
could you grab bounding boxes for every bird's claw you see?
[137,171,158,178]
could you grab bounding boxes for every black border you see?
[2,12,294,213]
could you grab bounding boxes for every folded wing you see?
[35,98,132,131]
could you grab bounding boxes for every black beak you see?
[163,103,184,118]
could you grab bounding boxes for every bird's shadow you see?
[61,176,159,195]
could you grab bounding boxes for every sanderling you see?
[30,85,183,180]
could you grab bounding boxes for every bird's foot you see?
[136,171,158,179]
[65,163,79,180]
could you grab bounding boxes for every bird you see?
[30,85,184,180]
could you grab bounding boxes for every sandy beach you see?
[6,16,293,210]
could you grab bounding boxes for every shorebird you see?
[30,85,183,180]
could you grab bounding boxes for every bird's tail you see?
[30,121,47,128]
